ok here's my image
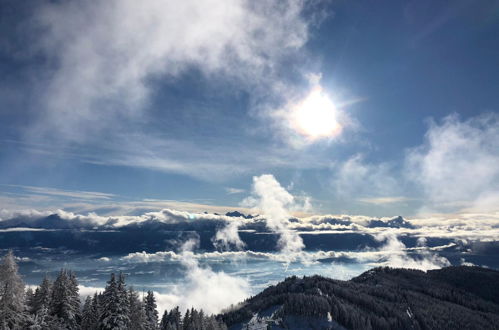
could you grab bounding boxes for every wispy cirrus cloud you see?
[29,0,312,141]
[0,0,344,186]
[225,187,245,195]
[3,184,116,200]
[358,197,413,205]
[331,154,400,200]
[0,184,254,215]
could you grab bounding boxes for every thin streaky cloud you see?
[225,187,246,195]
[2,184,116,200]
[358,197,413,205]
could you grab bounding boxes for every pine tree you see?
[91,293,101,326]
[0,250,27,329]
[32,276,52,316]
[81,296,98,330]
[117,273,130,324]
[99,273,130,330]
[159,309,168,330]
[29,282,52,330]
[182,309,190,330]
[49,269,80,330]
[128,288,146,330]
[144,291,158,330]
[25,287,34,312]
[162,306,181,330]
[26,277,53,330]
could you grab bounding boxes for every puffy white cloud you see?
[327,113,499,214]
[163,239,251,314]
[242,174,306,256]
[213,219,246,250]
[407,114,499,212]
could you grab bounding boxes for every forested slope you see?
[221,266,499,330]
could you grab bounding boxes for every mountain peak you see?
[225,211,254,219]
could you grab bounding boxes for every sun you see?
[290,86,342,140]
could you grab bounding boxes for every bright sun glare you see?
[290,87,342,140]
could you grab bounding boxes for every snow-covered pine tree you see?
[182,309,190,330]
[68,272,80,322]
[128,287,146,330]
[99,273,130,330]
[78,293,101,330]
[205,316,227,330]
[194,309,203,329]
[95,292,104,319]
[159,309,168,330]
[159,306,181,330]
[49,269,80,329]
[117,273,130,326]
[32,276,52,316]
[144,291,158,330]
[25,287,34,311]
[0,250,28,329]
[26,276,53,330]
[81,296,94,330]
[91,293,101,327]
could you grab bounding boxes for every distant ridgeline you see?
[0,212,417,255]
[1,250,499,330]
[0,251,227,330]
[221,266,499,330]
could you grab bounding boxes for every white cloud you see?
[213,219,246,250]
[367,233,450,271]
[86,239,251,315]
[119,239,458,273]
[225,187,245,195]
[358,197,412,205]
[3,184,115,201]
[3,205,499,242]
[8,0,343,183]
[326,113,499,214]
[407,114,499,212]
[242,175,306,256]
[331,154,399,199]
[163,239,251,314]
[78,285,103,300]
[121,250,179,263]
[97,257,111,262]
[32,0,310,141]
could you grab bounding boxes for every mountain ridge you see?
[220,266,499,330]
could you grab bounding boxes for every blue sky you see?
[1,0,499,217]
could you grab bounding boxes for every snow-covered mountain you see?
[221,266,499,330]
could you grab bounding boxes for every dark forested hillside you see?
[220,266,499,330]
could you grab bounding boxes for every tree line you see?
[0,251,227,330]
